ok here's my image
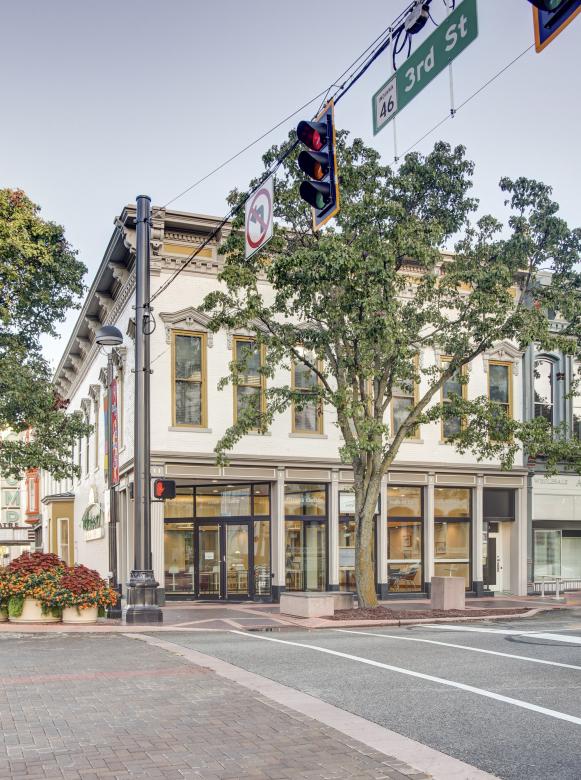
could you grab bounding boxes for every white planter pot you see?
[62,606,98,624]
[9,597,60,623]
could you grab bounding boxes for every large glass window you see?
[534,529,561,578]
[488,361,512,440]
[441,358,465,440]
[292,353,322,434]
[164,487,194,519]
[338,490,376,592]
[173,331,206,427]
[233,337,264,426]
[562,531,581,578]
[285,482,327,592]
[434,487,471,588]
[387,486,423,592]
[254,520,271,596]
[534,359,554,425]
[284,483,326,516]
[196,484,251,517]
[164,521,195,594]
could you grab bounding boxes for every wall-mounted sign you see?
[82,486,104,540]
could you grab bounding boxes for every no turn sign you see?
[245,176,274,259]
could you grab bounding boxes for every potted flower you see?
[0,567,9,622]
[7,552,65,623]
[54,564,118,624]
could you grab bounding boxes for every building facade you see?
[0,431,38,564]
[45,207,530,602]
[522,313,581,586]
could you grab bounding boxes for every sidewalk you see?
[0,594,570,634]
[0,631,434,779]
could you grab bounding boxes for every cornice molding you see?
[159,307,214,346]
[482,341,524,376]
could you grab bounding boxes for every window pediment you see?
[160,307,213,346]
[483,342,523,376]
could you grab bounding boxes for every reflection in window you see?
[234,337,264,425]
[254,520,271,596]
[339,490,376,592]
[434,487,471,589]
[534,359,554,425]
[284,483,326,516]
[387,486,423,592]
[173,332,205,426]
[285,519,326,592]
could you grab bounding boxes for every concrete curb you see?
[128,632,498,780]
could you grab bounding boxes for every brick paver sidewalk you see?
[0,633,430,779]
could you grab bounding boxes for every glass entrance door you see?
[225,523,249,598]
[198,524,221,597]
[197,522,251,599]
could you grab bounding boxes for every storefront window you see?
[164,487,194,519]
[196,484,251,517]
[562,531,581,578]
[387,486,423,592]
[338,490,376,592]
[284,483,326,516]
[254,520,271,596]
[434,487,471,589]
[164,521,195,594]
[285,519,326,592]
[252,484,270,516]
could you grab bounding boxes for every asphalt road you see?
[158,609,581,780]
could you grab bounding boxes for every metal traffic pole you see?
[125,194,163,624]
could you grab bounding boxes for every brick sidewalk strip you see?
[0,633,434,779]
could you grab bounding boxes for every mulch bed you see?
[329,606,531,621]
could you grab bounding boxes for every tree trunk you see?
[354,476,380,608]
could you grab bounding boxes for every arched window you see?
[534,359,554,425]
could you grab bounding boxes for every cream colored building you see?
[43,206,529,602]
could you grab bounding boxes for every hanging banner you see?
[111,379,119,486]
[103,394,109,476]
[245,175,274,259]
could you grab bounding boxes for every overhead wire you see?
[148,9,535,308]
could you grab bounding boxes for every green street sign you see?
[373,0,478,135]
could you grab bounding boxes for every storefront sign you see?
[82,487,104,541]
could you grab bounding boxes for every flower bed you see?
[1,553,118,623]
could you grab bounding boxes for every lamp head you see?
[95,325,123,347]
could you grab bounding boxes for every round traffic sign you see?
[246,186,272,250]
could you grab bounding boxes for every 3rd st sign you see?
[373,0,478,135]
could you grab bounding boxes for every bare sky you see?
[2,1,580,367]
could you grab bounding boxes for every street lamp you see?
[96,324,123,618]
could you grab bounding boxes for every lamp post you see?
[95,324,124,619]
[125,195,162,624]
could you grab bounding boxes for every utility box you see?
[431,576,465,610]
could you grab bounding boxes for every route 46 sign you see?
[245,176,274,259]
[373,0,478,135]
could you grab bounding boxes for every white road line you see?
[420,624,581,645]
[333,629,581,671]
[230,630,581,727]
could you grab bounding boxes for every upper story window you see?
[534,359,554,426]
[441,358,466,440]
[391,357,419,439]
[292,352,323,434]
[233,337,265,426]
[172,330,207,427]
[488,361,512,441]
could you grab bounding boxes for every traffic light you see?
[528,0,567,9]
[528,0,581,52]
[296,100,340,231]
[153,479,176,500]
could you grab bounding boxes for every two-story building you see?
[0,430,39,564]
[44,206,530,603]
[522,296,581,587]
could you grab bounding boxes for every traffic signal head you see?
[296,101,340,231]
[153,479,176,500]
[528,0,567,10]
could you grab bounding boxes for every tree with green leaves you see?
[0,188,89,479]
[203,134,581,608]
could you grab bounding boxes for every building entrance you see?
[198,521,251,599]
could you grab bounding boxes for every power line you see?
[400,43,535,158]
